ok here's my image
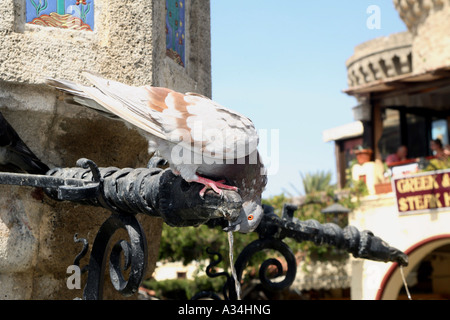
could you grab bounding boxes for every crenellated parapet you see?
[346,31,413,88]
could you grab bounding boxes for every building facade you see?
[325,1,450,299]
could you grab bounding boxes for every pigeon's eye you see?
[248,215,254,221]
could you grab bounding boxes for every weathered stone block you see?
[0,0,211,299]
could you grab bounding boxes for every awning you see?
[344,65,450,96]
[322,121,364,143]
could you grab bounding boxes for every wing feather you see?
[81,72,167,140]
[49,72,259,160]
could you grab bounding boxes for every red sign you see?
[393,169,450,214]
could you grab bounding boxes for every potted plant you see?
[374,162,393,194]
[354,145,373,165]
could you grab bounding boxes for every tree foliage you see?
[300,170,334,195]
[158,223,258,269]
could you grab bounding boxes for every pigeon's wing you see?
[148,87,259,160]
[79,72,259,160]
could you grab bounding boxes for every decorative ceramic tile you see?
[26,0,94,31]
[166,0,185,67]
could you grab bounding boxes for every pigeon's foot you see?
[193,176,238,198]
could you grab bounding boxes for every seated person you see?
[427,139,450,170]
[385,145,408,165]
[430,138,447,160]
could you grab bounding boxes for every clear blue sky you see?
[210,1,407,198]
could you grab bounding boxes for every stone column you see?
[0,0,211,299]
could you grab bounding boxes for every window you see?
[344,137,363,168]
[406,113,428,158]
[378,107,449,161]
[378,108,401,160]
[166,0,186,67]
[432,119,449,146]
[26,0,94,31]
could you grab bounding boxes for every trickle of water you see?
[227,228,242,300]
[400,266,412,300]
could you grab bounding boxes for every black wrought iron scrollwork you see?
[257,204,409,266]
[235,238,297,292]
[73,234,89,274]
[192,241,295,301]
[45,158,243,228]
[191,207,300,300]
[194,202,408,300]
[0,156,409,300]
[82,212,148,300]
[191,237,297,300]
[70,213,148,300]
[0,157,245,300]
[191,248,233,300]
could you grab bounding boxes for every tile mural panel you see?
[26,0,94,31]
[166,0,185,67]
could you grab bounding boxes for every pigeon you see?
[0,111,50,175]
[46,72,267,233]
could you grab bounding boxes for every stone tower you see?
[0,0,211,299]
[393,0,450,73]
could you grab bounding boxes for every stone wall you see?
[0,0,211,299]
[0,0,211,93]
[394,0,450,73]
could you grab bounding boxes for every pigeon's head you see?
[225,200,264,233]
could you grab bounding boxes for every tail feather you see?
[81,72,168,139]
[45,78,89,98]
[46,78,117,118]
[47,72,167,140]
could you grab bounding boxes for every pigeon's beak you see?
[223,218,242,232]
